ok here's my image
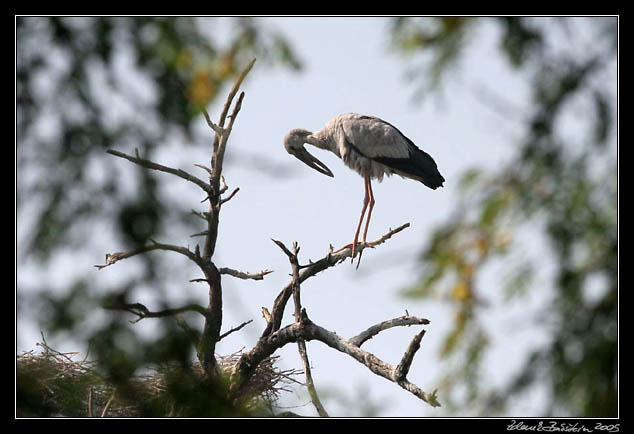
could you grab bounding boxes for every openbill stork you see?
[284,113,445,267]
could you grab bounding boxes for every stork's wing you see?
[340,114,412,159]
[340,114,445,189]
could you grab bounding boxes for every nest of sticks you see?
[17,339,302,417]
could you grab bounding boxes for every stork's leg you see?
[333,175,370,258]
[361,178,375,243]
[355,178,375,269]
[350,175,371,261]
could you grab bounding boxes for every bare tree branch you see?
[297,339,329,417]
[233,313,439,408]
[94,241,204,270]
[191,209,209,221]
[201,110,225,137]
[193,163,213,176]
[106,149,210,193]
[263,223,411,338]
[300,319,438,407]
[229,225,439,408]
[349,315,430,347]
[219,267,274,281]
[393,329,426,382]
[203,90,248,262]
[210,58,256,159]
[103,301,209,323]
[218,320,253,342]
[269,240,329,416]
[195,60,256,376]
[220,187,240,205]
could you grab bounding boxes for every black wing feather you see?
[352,119,445,190]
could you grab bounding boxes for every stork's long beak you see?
[294,147,334,177]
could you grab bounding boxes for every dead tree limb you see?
[272,240,329,417]
[103,301,210,323]
[232,309,440,408]
[349,315,429,347]
[393,330,426,382]
[218,320,254,342]
[106,149,210,194]
[94,241,204,271]
[264,223,410,338]
[99,60,260,379]
[218,267,274,281]
[230,230,439,410]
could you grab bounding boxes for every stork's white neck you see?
[306,130,335,153]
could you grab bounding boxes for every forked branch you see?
[231,225,439,410]
[233,311,439,408]
[264,223,410,338]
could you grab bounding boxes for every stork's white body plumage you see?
[284,113,445,267]
[311,113,411,181]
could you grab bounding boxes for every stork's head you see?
[284,128,334,178]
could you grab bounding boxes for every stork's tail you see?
[374,148,445,190]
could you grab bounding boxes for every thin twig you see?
[297,340,329,417]
[191,209,209,220]
[271,238,294,259]
[262,307,272,323]
[220,187,240,205]
[218,320,254,342]
[194,163,213,176]
[219,175,229,194]
[211,91,246,188]
[103,301,210,323]
[202,108,225,137]
[203,64,252,261]
[94,241,205,270]
[393,330,426,382]
[211,58,256,156]
[349,315,430,347]
[219,267,274,281]
[107,149,210,193]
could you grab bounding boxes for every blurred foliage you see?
[391,17,474,93]
[17,16,301,262]
[16,17,302,417]
[393,17,617,416]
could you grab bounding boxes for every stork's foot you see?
[355,250,364,270]
[332,242,356,255]
[355,236,370,269]
[332,241,367,269]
